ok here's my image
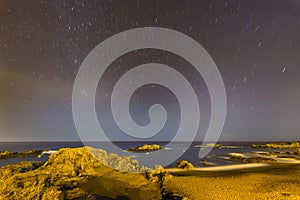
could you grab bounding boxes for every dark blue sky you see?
[1,0,300,141]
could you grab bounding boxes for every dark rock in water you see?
[201,159,208,166]
[127,144,163,152]
[176,160,194,169]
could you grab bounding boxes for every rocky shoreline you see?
[0,147,179,200]
[1,142,300,199]
[0,149,44,159]
[251,141,300,149]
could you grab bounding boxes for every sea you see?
[0,141,284,168]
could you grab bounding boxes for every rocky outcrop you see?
[0,147,161,200]
[195,143,224,149]
[230,156,277,163]
[0,149,43,159]
[251,142,300,149]
[176,160,194,169]
[127,144,163,152]
[145,165,187,200]
[147,165,172,187]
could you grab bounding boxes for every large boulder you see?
[146,165,172,186]
[0,147,161,200]
[176,160,194,169]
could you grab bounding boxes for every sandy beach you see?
[164,164,300,200]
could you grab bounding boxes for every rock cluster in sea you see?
[251,142,300,149]
[195,143,224,149]
[230,155,277,163]
[127,144,163,152]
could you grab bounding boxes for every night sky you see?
[1,0,300,141]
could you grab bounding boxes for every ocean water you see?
[0,141,277,168]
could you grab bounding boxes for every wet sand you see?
[166,163,270,172]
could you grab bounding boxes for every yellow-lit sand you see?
[164,164,300,200]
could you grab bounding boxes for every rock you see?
[205,143,224,148]
[0,149,43,159]
[146,165,178,200]
[0,147,161,200]
[230,156,277,163]
[201,160,208,165]
[146,165,172,186]
[127,144,163,152]
[195,143,224,149]
[176,160,194,169]
[251,142,300,149]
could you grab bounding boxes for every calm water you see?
[0,141,276,168]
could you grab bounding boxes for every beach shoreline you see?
[1,143,300,199]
